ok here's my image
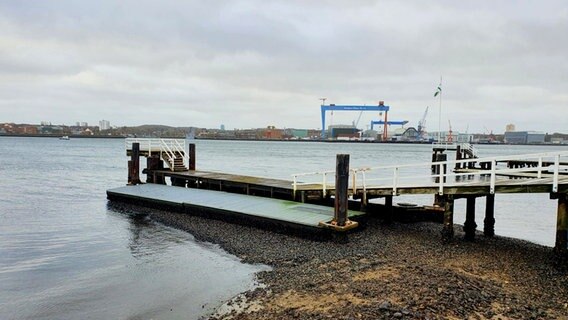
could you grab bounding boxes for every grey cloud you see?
[0,0,566,132]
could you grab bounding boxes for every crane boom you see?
[417,106,429,139]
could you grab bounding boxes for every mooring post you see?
[127,160,133,184]
[385,195,393,223]
[130,142,141,185]
[441,195,454,242]
[334,154,350,226]
[146,155,162,183]
[554,193,567,255]
[189,143,196,171]
[464,196,477,241]
[484,194,495,237]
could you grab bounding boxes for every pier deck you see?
[157,169,568,199]
[116,139,568,254]
[107,184,364,230]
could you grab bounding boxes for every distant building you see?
[263,126,283,139]
[80,122,88,127]
[99,120,111,131]
[40,121,51,126]
[505,124,516,132]
[504,131,545,144]
[220,124,225,131]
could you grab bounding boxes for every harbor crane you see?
[417,106,429,140]
[320,102,390,138]
[353,111,364,128]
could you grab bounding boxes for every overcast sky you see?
[0,0,567,133]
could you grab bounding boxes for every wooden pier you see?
[110,138,568,257]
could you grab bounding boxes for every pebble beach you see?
[128,205,568,320]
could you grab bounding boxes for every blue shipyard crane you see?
[321,101,390,138]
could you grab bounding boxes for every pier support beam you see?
[334,154,350,227]
[554,193,567,255]
[384,195,393,223]
[128,143,141,185]
[484,194,495,237]
[189,143,196,171]
[455,145,462,170]
[146,155,164,184]
[441,195,454,242]
[464,196,477,241]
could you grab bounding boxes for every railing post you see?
[490,159,497,194]
[537,157,543,179]
[292,175,297,199]
[334,154,350,227]
[322,173,327,195]
[351,169,357,195]
[392,167,398,195]
[553,155,560,193]
[438,162,444,195]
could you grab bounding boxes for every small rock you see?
[394,312,403,318]
[379,301,392,310]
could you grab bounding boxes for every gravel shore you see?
[119,204,568,319]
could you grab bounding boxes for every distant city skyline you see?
[1,1,567,133]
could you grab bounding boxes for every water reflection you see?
[107,203,189,260]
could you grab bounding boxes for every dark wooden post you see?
[130,143,140,185]
[455,145,462,170]
[384,195,393,223]
[334,154,350,227]
[554,193,567,255]
[146,155,163,183]
[127,160,133,184]
[189,143,196,171]
[431,150,438,172]
[464,196,477,241]
[484,194,495,237]
[441,195,454,242]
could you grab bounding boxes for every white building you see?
[99,120,111,131]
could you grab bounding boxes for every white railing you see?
[125,138,188,171]
[292,151,568,196]
[460,142,478,158]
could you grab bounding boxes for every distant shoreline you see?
[1,133,567,147]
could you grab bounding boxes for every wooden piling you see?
[554,193,567,254]
[384,195,393,223]
[146,155,163,183]
[441,195,454,242]
[127,160,133,184]
[464,196,477,241]
[130,142,141,185]
[189,143,196,171]
[484,194,495,237]
[334,154,349,227]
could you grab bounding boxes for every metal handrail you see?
[291,150,568,195]
[125,138,188,171]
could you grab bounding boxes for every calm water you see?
[0,137,267,320]
[0,137,565,319]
